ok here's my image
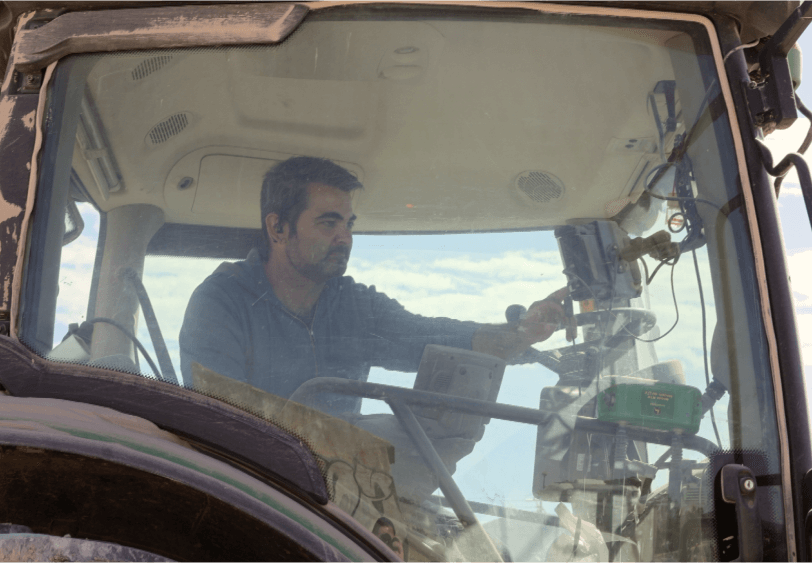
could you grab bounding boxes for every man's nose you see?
[335,224,352,246]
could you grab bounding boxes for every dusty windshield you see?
[22,5,786,562]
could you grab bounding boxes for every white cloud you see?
[787,248,812,298]
[762,117,811,189]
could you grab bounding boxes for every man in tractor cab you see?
[180,155,568,413]
[178,156,569,498]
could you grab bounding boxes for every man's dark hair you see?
[259,156,363,260]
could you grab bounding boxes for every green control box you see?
[597,382,702,434]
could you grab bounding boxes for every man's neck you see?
[264,257,325,319]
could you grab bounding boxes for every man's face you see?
[284,182,355,283]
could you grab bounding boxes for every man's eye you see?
[321,221,337,228]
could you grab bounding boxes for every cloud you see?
[762,118,811,190]
[780,183,803,198]
[348,250,568,324]
[787,249,812,307]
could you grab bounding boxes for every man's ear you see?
[265,214,286,244]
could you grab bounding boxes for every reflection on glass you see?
[26,7,784,562]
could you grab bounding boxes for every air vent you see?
[146,113,190,146]
[132,56,173,81]
[515,171,565,204]
[433,372,453,393]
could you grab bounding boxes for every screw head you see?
[748,81,759,89]
[741,477,755,492]
[177,176,194,190]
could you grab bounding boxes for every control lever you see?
[505,300,576,341]
[721,464,763,561]
[505,295,576,327]
[505,304,526,324]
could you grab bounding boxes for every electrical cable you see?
[644,255,677,285]
[693,250,722,448]
[85,317,162,378]
[644,164,722,211]
[681,78,719,153]
[643,76,721,201]
[639,256,650,286]
[565,266,672,345]
[722,38,761,63]
[774,93,812,196]
[623,253,681,344]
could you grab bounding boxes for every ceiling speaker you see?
[131,55,173,81]
[515,170,565,204]
[146,113,191,146]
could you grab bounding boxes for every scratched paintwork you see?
[0,12,37,313]
[10,3,309,72]
[0,535,172,562]
[0,95,37,311]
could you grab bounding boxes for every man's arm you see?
[471,287,571,360]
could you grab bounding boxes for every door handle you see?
[721,464,763,562]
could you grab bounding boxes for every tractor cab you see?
[0,2,809,561]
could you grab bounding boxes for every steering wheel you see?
[509,307,657,377]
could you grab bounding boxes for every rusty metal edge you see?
[9,3,309,73]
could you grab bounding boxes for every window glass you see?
[51,201,101,362]
[21,7,785,561]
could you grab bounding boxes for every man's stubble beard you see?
[286,237,350,284]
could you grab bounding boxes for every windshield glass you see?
[21,5,786,561]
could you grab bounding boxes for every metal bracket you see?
[744,1,812,129]
[12,70,43,94]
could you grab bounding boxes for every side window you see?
[50,198,101,362]
[136,255,223,385]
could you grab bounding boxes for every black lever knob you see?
[505,304,527,324]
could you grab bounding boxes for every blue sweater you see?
[179,250,477,415]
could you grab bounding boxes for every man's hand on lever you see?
[472,287,576,360]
